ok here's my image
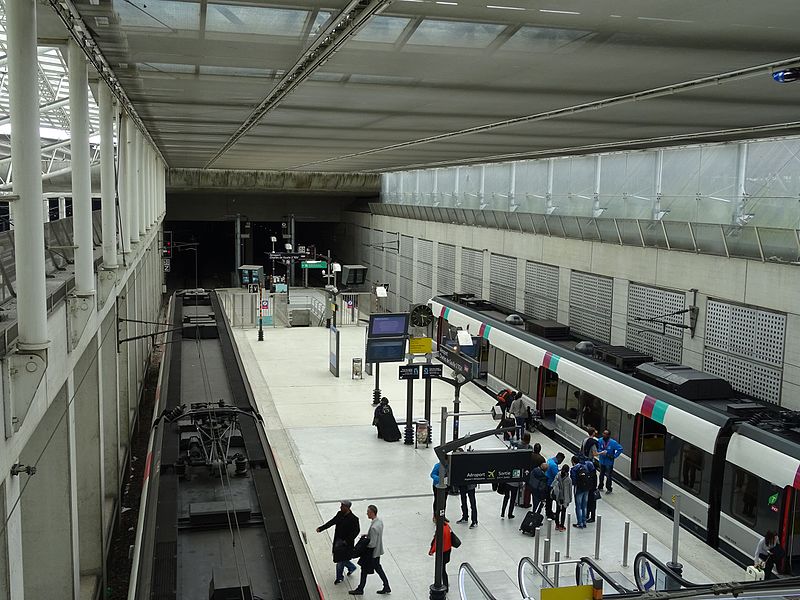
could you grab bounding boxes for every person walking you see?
[429,518,460,591]
[350,505,391,595]
[509,391,527,440]
[597,430,623,493]
[551,464,573,531]
[570,455,594,528]
[316,500,360,584]
[755,531,784,580]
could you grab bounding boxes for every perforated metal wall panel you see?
[384,234,398,312]
[360,226,371,267]
[461,247,483,297]
[489,254,517,311]
[399,235,414,309]
[524,261,559,320]
[371,229,384,284]
[416,238,434,303]
[438,243,456,295]
[569,271,613,342]
[703,300,785,403]
[625,284,685,363]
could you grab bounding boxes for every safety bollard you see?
[554,550,561,585]
[594,515,602,560]
[543,539,551,572]
[565,514,571,558]
[534,527,541,566]
[622,521,630,567]
[546,518,553,542]
[642,532,648,554]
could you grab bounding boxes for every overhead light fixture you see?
[773,68,800,83]
[375,286,388,298]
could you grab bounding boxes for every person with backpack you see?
[528,461,550,515]
[597,430,623,493]
[429,518,460,591]
[551,464,573,531]
[581,427,600,460]
[585,456,599,523]
[544,453,565,519]
[570,455,595,528]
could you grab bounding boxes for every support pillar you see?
[118,113,131,258]
[59,196,67,219]
[127,118,140,245]
[137,133,146,238]
[99,83,117,269]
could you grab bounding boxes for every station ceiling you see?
[52,0,800,173]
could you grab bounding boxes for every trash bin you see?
[352,358,363,380]
[415,419,429,448]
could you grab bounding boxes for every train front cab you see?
[718,428,800,575]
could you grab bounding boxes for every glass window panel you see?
[407,19,506,49]
[500,26,591,53]
[726,465,759,527]
[579,392,603,431]
[354,16,411,43]
[520,362,532,395]
[206,4,308,36]
[556,383,580,423]
[139,62,195,74]
[504,354,520,387]
[488,345,496,375]
[605,404,622,441]
[665,435,711,501]
[115,0,200,30]
[493,349,505,379]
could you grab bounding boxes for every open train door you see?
[779,486,800,575]
[630,414,666,492]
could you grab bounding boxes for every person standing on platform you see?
[431,461,448,518]
[509,391,527,440]
[544,453,565,518]
[585,455,599,523]
[453,449,478,528]
[317,500,360,584]
[755,531,783,580]
[350,505,391,595]
[551,464,573,531]
[512,433,533,508]
[528,461,550,515]
[570,455,594,528]
[429,518,460,591]
[597,430,623,493]
[581,427,600,460]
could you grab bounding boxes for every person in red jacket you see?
[429,519,460,591]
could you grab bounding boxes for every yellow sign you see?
[408,337,432,355]
[541,585,594,600]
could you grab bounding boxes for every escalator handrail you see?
[518,556,556,597]
[458,562,499,600]
[632,551,703,590]
[574,556,633,594]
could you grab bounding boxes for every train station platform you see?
[233,324,745,599]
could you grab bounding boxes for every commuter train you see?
[129,290,319,599]
[429,294,800,573]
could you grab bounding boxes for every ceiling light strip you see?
[46,0,168,166]
[363,120,800,172]
[203,0,394,169]
[291,54,800,169]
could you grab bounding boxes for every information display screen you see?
[368,313,410,338]
[366,338,407,363]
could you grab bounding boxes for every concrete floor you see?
[233,324,744,600]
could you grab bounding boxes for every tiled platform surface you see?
[232,324,743,599]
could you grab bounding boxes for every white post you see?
[138,132,146,237]
[99,83,117,268]
[546,158,555,213]
[7,0,48,348]
[653,149,664,220]
[733,143,749,225]
[58,196,67,219]
[129,127,140,243]
[118,113,131,256]
[68,40,95,296]
[42,199,50,222]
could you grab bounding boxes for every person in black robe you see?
[374,398,401,442]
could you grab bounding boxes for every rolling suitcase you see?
[519,510,544,535]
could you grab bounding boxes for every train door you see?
[780,487,800,574]
[631,414,666,491]
[536,368,559,420]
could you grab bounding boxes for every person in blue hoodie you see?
[431,462,449,518]
[544,453,565,518]
[596,430,623,493]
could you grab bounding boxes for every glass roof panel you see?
[353,16,411,43]
[501,25,592,52]
[406,19,506,48]
[199,65,272,78]
[113,0,200,31]
[309,11,334,37]
[139,62,196,74]
[206,4,308,36]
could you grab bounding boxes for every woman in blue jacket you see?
[596,430,623,493]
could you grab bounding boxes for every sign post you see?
[258,284,264,341]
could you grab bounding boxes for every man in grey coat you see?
[349,504,391,595]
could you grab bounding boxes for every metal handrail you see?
[575,556,633,594]
[518,556,556,599]
[458,562,499,600]
[632,551,702,591]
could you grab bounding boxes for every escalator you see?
[574,557,634,594]
[457,562,499,600]
[632,551,702,591]
[518,557,556,600]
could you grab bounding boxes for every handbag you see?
[593,489,602,501]
[450,531,462,549]
[352,535,370,559]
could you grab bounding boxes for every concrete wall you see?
[342,211,800,410]
[0,221,164,600]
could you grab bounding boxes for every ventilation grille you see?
[416,238,433,303]
[461,247,483,297]
[438,243,456,295]
[489,253,517,311]
[569,271,612,342]
[399,235,414,307]
[524,261,559,320]
[626,284,685,363]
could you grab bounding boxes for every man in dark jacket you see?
[317,500,360,584]
[528,462,550,514]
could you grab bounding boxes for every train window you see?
[488,346,496,374]
[664,436,711,501]
[504,355,520,388]
[578,391,603,431]
[519,362,532,395]
[723,465,781,533]
[493,349,506,379]
[605,404,622,441]
[556,383,581,423]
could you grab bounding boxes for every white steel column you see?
[129,127,140,243]
[99,83,118,268]
[59,196,67,219]
[7,0,48,348]
[137,132,145,237]
[68,40,95,295]
[653,149,665,220]
[43,199,50,222]
[118,113,131,256]
[733,143,749,225]
[143,147,150,229]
